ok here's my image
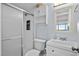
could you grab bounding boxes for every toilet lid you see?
[34,39,46,43]
[25,49,40,56]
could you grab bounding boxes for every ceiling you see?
[11,3,54,14]
[11,3,37,14]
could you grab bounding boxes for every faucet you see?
[72,47,79,53]
[59,37,67,41]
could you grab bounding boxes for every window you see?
[56,23,69,31]
[55,7,69,31]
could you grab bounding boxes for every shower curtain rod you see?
[3,3,34,16]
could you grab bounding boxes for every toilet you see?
[25,39,46,56]
[25,49,40,56]
[34,39,46,51]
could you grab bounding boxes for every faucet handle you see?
[77,48,79,53]
[72,47,79,53]
[59,37,66,41]
[72,47,76,51]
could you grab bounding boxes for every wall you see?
[0,3,1,56]
[47,4,55,40]
[34,3,79,43]
[1,4,23,56]
[73,4,79,42]
[34,5,48,40]
[36,24,48,40]
[23,13,33,55]
[48,4,79,43]
[34,4,55,40]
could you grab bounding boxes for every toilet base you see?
[25,49,40,56]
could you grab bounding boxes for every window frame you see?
[56,23,69,31]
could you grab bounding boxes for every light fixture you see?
[35,3,44,8]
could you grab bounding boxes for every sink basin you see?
[46,39,79,51]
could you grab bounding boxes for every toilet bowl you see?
[34,39,46,51]
[25,49,40,56]
[25,39,46,56]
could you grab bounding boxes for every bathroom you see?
[0,3,79,56]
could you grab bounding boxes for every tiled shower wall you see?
[34,4,79,43]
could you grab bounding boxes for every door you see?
[1,4,23,56]
[23,13,33,55]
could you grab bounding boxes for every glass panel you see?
[56,23,69,31]
[59,24,65,30]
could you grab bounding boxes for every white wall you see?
[1,4,23,56]
[0,3,1,56]
[36,24,48,40]
[23,13,33,55]
[33,3,79,43]
[47,4,55,39]
[73,4,79,42]
[48,4,79,43]
[34,7,47,40]
[34,4,55,40]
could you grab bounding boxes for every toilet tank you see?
[34,39,46,51]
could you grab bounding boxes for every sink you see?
[46,39,79,51]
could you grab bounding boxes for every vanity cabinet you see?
[46,46,77,56]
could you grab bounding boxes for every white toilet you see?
[34,39,46,51]
[25,39,46,56]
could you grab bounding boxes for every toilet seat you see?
[25,49,40,56]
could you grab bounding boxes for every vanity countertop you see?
[46,39,79,52]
